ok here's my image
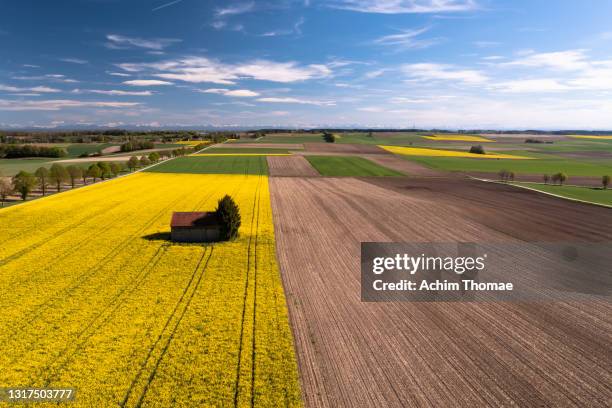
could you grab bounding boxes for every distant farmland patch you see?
[422,134,494,143]
[305,156,403,177]
[0,158,58,176]
[146,155,268,175]
[407,155,612,177]
[200,147,293,155]
[261,134,324,144]
[381,145,531,159]
[66,143,116,157]
[569,135,612,140]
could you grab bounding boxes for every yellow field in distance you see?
[380,145,532,159]
[175,140,210,146]
[569,135,612,140]
[422,134,494,142]
[0,172,301,407]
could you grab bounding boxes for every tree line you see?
[0,144,67,158]
[0,141,212,206]
[120,140,155,152]
[499,169,611,189]
[0,130,237,144]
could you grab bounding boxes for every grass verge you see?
[511,182,612,207]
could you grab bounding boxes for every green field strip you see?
[510,182,612,207]
[144,155,269,175]
[404,155,612,177]
[305,156,404,177]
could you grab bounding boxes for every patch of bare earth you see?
[267,156,319,177]
[56,156,133,163]
[270,176,612,407]
[101,145,121,154]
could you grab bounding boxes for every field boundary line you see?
[470,177,612,209]
[250,174,262,407]
[234,174,262,407]
[132,247,214,408]
[0,141,225,213]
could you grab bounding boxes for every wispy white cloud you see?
[106,71,132,77]
[118,56,333,84]
[491,79,571,93]
[257,97,335,106]
[501,49,590,71]
[328,0,477,14]
[371,27,441,50]
[151,0,183,12]
[390,96,432,103]
[488,49,612,92]
[211,2,255,31]
[215,2,255,17]
[363,68,391,79]
[402,63,488,84]
[0,84,61,93]
[474,41,500,48]
[9,93,42,97]
[12,74,78,83]
[73,89,154,96]
[23,64,40,68]
[0,99,141,111]
[199,88,260,97]
[106,34,181,50]
[358,106,384,112]
[60,58,88,64]
[123,80,173,86]
[211,21,227,30]
[260,17,305,37]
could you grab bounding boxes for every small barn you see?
[170,212,221,243]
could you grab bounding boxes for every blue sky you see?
[1,0,612,129]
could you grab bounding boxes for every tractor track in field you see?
[39,246,169,386]
[120,246,213,408]
[233,174,262,407]
[250,176,262,408]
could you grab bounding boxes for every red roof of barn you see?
[171,212,220,228]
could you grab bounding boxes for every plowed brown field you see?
[267,156,320,177]
[270,176,612,407]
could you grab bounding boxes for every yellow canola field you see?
[422,134,494,142]
[0,173,301,407]
[175,140,210,146]
[191,153,292,157]
[569,135,612,140]
[380,145,532,159]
